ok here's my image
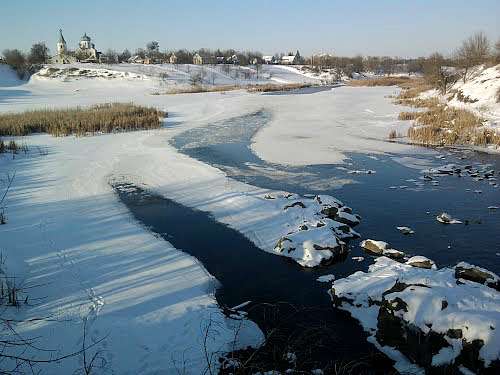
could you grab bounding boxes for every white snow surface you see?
[332,257,500,368]
[448,65,500,122]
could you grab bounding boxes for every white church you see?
[51,29,102,64]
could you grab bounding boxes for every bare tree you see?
[495,39,500,63]
[118,49,131,63]
[28,42,50,65]
[254,62,262,80]
[455,31,490,82]
[2,49,26,77]
[189,73,203,86]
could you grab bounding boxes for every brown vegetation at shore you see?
[393,78,500,147]
[153,85,242,95]
[153,82,313,95]
[0,103,165,136]
[347,76,412,87]
[247,83,312,92]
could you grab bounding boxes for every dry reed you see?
[246,83,312,92]
[347,76,412,87]
[0,103,165,137]
[394,78,500,147]
[156,85,242,95]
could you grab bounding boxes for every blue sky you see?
[1,0,498,57]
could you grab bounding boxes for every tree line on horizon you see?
[2,32,500,80]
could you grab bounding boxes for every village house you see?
[280,51,302,65]
[169,53,177,64]
[128,55,144,64]
[227,55,239,65]
[192,53,203,65]
[262,55,276,64]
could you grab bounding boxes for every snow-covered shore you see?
[331,257,500,373]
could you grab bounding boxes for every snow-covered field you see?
[1,63,498,373]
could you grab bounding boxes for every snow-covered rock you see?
[360,239,388,254]
[274,226,346,268]
[397,226,415,235]
[436,212,462,224]
[360,239,405,260]
[268,193,360,267]
[330,257,500,373]
[455,262,500,291]
[405,255,436,269]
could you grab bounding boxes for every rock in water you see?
[455,262,500,291]
[383,248,405,260]
[360,239,388,255]
[436,212,462,224]
[396,226,414,235]
[406,255,436,269]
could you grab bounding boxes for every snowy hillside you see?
[448,65,500,117]
[0,64,22,86]
[424,64,500,124]
[30,63,321,91]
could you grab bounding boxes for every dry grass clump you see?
[0,103,165,137]
[395,78,433,100]
[348,76,411,87]
[398,112,419,121]
[154,83,314,95]
[395,97,440,108]
[395,81,498,147]
[496,87,500,103]
[406,104,497,146]
[247,83,312,93]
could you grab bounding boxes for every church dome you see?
[80,33,91,42]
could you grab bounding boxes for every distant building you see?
[76,33,101,62]
[281,51,302,65]
[169,53,178,64]
[50,29,76,64]
[250,57,261,65]
[227,54,239,65]
[216,56,225,64]
[262,55,276,64]
[128,55,144,64]
[192,53,203,65]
